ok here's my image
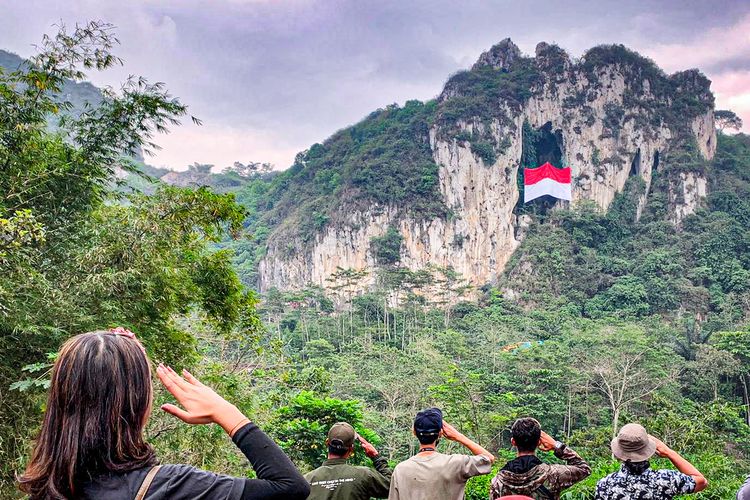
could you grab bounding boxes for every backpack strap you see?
[135,465,162,500]
[535,484,555,500]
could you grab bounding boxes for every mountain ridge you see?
[0,49,103,118]
[249,39,717,300]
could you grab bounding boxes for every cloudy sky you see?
[3,0,749,171]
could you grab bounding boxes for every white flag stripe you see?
[524,177,572,203]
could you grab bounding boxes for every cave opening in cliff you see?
[629,148,641,177]
[515,121,565,217]
[529,122,563,167]
[653,150,660,172]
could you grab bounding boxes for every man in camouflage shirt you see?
[490,418,590,500]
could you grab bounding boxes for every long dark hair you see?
[18,331,157,499]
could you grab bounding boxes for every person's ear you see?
[325,438,330,446]
[511,437,516,448]
[412,427,416,437]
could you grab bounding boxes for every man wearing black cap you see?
[388,407,495,500]
[305,422,392,500]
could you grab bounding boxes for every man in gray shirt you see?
[388,407,495,500]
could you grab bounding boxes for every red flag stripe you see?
[524,162,571,185]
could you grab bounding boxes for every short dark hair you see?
[328,439,351,457]
[511,417,541,453]
[415,432,439,445]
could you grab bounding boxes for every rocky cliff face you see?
[258,40,716,296]
[668,171,708,225]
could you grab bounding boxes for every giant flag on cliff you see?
[523,162,572,203]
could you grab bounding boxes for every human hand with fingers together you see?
[442,421,496,463]
[356,433,380,458]
[441,421,462,441]
[156,364,249,436]
[652,436,672,458]
[538,430,557,452]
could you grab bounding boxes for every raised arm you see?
[538,431,591,489]
[441,421,496,463]
[356,434,391,498]
[156,364,310,499]
[654,437,708,492]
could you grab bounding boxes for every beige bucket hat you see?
[611,423,657,462]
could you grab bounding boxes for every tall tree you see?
[0,22,258,488]
[714,328,750,425]
[714,109,743,133]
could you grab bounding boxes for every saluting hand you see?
[538,431,556,452]
[441,421,463,441]
[156,364,249,436]
[356,434,379,458]
[653,436,672,458]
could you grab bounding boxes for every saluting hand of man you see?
[441,421,463,441]
[653,436,672,458]
[356,434,379,458]
[538,431,557,452]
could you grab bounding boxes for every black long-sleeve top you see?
[81,422,310,499]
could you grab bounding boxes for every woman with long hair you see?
[18,329,310,499]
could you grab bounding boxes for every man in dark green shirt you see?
[305,422,391,500]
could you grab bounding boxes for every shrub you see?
[371,226,403,266]
[471,140,497,165]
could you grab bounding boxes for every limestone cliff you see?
[257,40,716,296]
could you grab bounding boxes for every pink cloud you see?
[640,15,750,134]
[710,70,750,96]
[643,13,750,73]
[708,70,750,133]
[150,122,300,171]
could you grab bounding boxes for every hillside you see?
[0,49,103,119]
[225,40,744,309]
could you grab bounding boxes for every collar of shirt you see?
[322,458,349,466]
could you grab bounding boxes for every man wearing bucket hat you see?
[595,423,707,499]
[305,422,391,500]
[388,407,495,500]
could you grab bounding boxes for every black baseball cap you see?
[414,407,443,436]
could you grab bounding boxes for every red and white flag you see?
[523,162,572,203]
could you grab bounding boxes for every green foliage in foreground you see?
[270,391,381,469]
[0,23,261,493]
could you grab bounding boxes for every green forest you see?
[1,22,749,500]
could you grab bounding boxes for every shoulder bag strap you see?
[536,484,555,500]
[135,465,162,500]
